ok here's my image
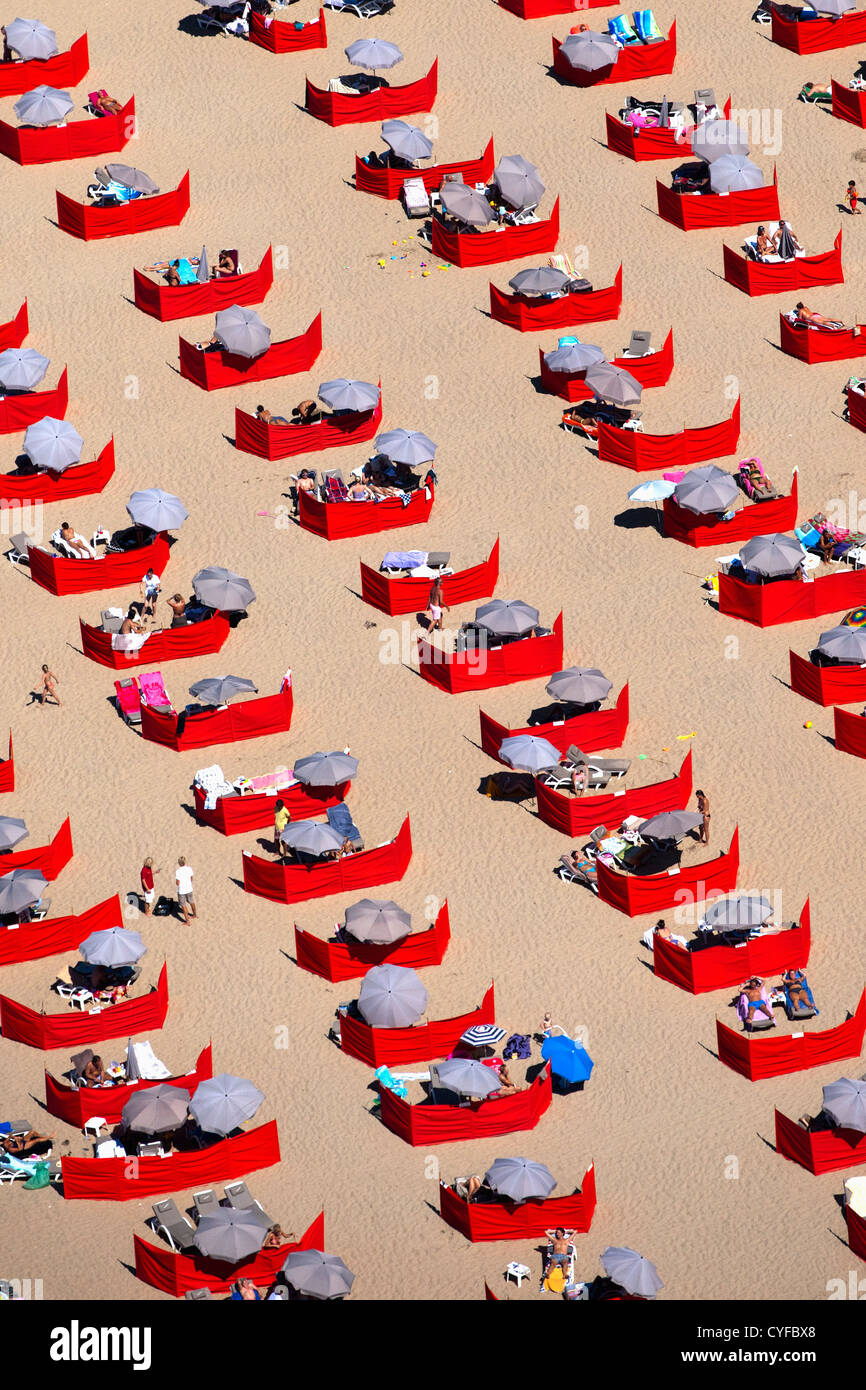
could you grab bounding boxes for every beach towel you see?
[503,1033,532,1060]
[634,9,663,41]
[172,258,198,285]
[381,550,427,571]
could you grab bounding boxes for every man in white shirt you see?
[175,856,197,923]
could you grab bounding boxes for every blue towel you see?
[327,803,360,842]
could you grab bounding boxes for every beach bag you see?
[544,1265,567,1294]
[24,1162,50,1190]
[503,1033,532,1060]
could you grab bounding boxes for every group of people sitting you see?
[292,457,433,511]
[751,220,803,261]
[144,250,239,286]
[256,400,319,427]
[109,579,214,636]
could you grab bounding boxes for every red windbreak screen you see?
[489,267,622,331]
[28,533,170,597]
[418,613,564,693]
[662,472,797,547]
[846,1205,866,1261]
[0,963,168,1050]
[140,687,294,752]
[716,989,866,1082]
[299,482,434,539]
[722,234,843,296]
[552,23,676,86]
[178,313,321,390]
[834,705,866,759]
[80,614,231,670]
[249,8,327,52]
[539,328,673,401]
[294,901,450,983]
[61,1119,280,1201]
[832,80,866,128]
[1,816,72,879]
[234,390,381,460]
[596,828,740,917]
[438,1162,596,1241]
[45,1043,214,1126]
[193,779,350,835]
[774,1108,866,1176]
[354,138,494,199]
[536,750,692,837]
[718,568,866,627]
[134,1212,324,1295]
[0,300,28,350]
[0,732,13,793]
[789,650,866,707]
[243,816,412,904]
[305,60,438,127]
[56,172,190,241]
[359,538,499,615]
[0,97,134,165]
[0,367,68,434]
[0,440,114,509]
[0,33,89,98]
[771,7,866,53]
[0,894,121,969]
[849,384,866,434]
[779,313,866,364]
[431,197,559,268]
[339,983,495,1066]
[605,99,732,161]
[133,247,274,322]
[480,684,629,762]
[379,1062,552,1146]
[498,0,614,15]
[652,901,811,994]
[598,399,741,471]
[657,172,779,230]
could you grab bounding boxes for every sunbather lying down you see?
[2,1128,54,1156]
[741,977,774,1024]
[741,458,775,496]
[144,257,201,286]
[794,301,847,330]
[798,82,832,103]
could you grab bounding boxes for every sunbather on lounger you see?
[546,1228,572,1270]
[773,220,802,256]
[755,226,776,260]
[742,977,774,1024]
[782,968,814,1014]
[213,250,239,278]
[799,82,832,103]
[59,522,94,558]
[795,302,846,329]
[144,257,200,287]
[743,459,775,497]
[82,1054,112,1086]
[2,1128,54,1155]
[255,405,290,425]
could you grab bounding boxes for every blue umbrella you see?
[541,1035,594,1083]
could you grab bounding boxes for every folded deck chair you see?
[327,802,364,851]
[694,88,716,109]
[624,330,652,358]
[322,471,348,503]
[425,551,451,569]
[114,678,142,726]
[401,177,430,218]
[609,13,639,44]
[224,1180,274,1228]
[6,532,33,566]
[152,1198,197,1252]
[101,607,125,634]
[548,252,576,277]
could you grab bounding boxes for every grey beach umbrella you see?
[703,895,773,929]
[344,899,412,944]
[191,567,256,612]
[509,266,569,295]
[0,868,47,913]
[188,675,257,705]
[709,155,763,194]
[821,1077,866,1132]
[739,533,804,577]
[484,1157,557,1203]
[292,750,358,786]
[546,667,612,704]
[816,626,866,662]
[435,1058,502,1098]
[214,306,270,359]
[78,926,145,967]
[690,119,750,163]
[345,37,403,71]
[5,18,58,60]
[601,1247,663,1297]
[358,963,428,1028]
[375,429,437,465]
[439,182,496,226]
[99,164,159,194]
[639,810,703,842]
[280,821,343,856]
[559,31,619,70]
[318,379,380,412]
[13,85,73,127]
[22,417,82,472]
[498,734,562,774]
[194,1209,267,1263]
[282,1250,355,1299]
[381,119,433,161]
[475,598,539,637]
[0,816,28,851]
[0,347,49,391]
[126,488,188,530]
[121,1084,190,1135]
[585,360,642,405]
[190,1074,265,1135]
[673,465,738,515]
[493,154,544,210]
[543,341,605,373]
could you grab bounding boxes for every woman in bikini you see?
[795,302,846,329]
[40,665,61,708]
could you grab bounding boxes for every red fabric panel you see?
[45,1043,214,1127]
[657,172,780,230]
[790,650,866,707]
[0,894,121,969]
[193,779,350,835]
[775,1108,866,1176]
[848,383,866,434]
[27,532,170,597]
[596,828,740,918]
[847,1205,866,1262]
[61,1118,279,1202]
[480,683,629,762]
[772,7,866,53]
[0,732,13,793]
[300,481,434,539]
[0,97,134,166]
[360,538,499,616]
[249,8,327,52]
[718,568,866,628]
[418,613,563,693]
[379,1062,553,1145]
[1,816,72,879]
[438,1161,596,1241]
[80,613,231,670]
[243,816,412,904]
[834,705,866,759]
[339,983,495,1066]
[779,312,866,364]
[485,1282,499,1299]
[832,79,866,127]
[178,313,321,391]
[133,1211,324,1295]
[552,24,676,86]
[598,398,741,471]
[0,33,89,98]
[489,266,622,332]
[294,901,450,982]
[133,247,274,323]
[56,172,190,241]
[717,989,866,1082]
[539,328,673,402]
[431,198,559,268]
[0,300,28,351]
[723,234,843,297]
[605,101,732,161]
[0,439,114,510]
[498,0,612,14]
[652,902,811,994]
[0,367,68,435]
[662,471,798,547]
[354,138,494,199]
[305,60,438,127]
[140,687,294,752]
[0,963,169,1051]
[536,750,692,837]
[235,389,381,460]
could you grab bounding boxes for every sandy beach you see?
[1,0,865,1302]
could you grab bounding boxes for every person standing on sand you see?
[175,856,197,923]
[696,789,710,845]
[140,857,159,916]
[846,180,862,215]
[40,665,61,707]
